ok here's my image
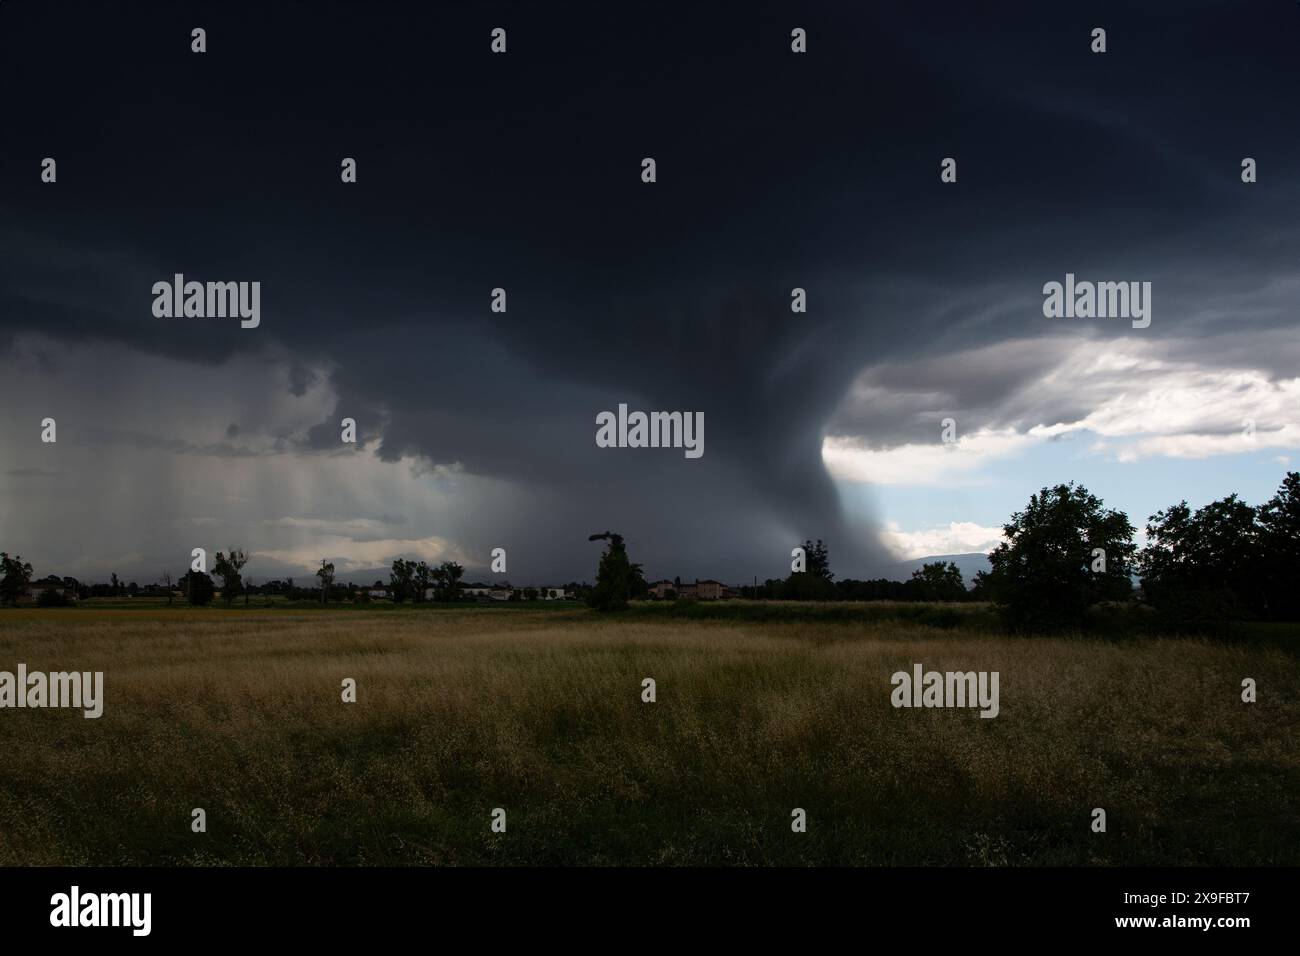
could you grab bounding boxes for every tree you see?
[212,548,248,606]
[316,560,336,605]
[587,531,633,612]
[0,553,34,606]
[784,538,834,600]
[628,561,648,599]
[435,561,464,602]
[388,559,415,603]
[413,561,434,603]
[907,561,968,602]
[977,483,1135,631]
[161,570,174,606]
[178,570,215,606]
[1259,471,1300,620]
[803,539,832,580]
[1139,494,1262,627]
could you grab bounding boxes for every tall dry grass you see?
[0,607,1295,865]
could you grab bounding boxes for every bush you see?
[36,588,71,607]
[178,571,215,606]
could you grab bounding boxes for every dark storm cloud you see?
[1,0,1297,580]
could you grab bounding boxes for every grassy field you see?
[0,603,1296,866]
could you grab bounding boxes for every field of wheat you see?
[0,604,1296,865]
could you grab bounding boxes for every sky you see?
[1,1,1298,586]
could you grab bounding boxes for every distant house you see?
[368,588,389,599]
[695,580,727,600]
[650,579,731,600]
[463,586,513,602]
[538,587,569,600]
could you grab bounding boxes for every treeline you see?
[732,471,1300,632]
[381,558,463,603]
[974,472,1300,631]
[740,545,970,603]
[0,561,175,607]
[0,550,590,608]
[1136,472,1300,628]
[150,558,476,607]
[6,471,1299,633]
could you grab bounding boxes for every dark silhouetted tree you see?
[413,561,434,603]
[213,549,247,606]
[0,553,34,606]
[388,559,415,603]
[907,561,968,602]
[178,570,215,606]
[316,560,336,605]
[1259,471,1300,620]
[434,561,464,602]
[1139,494,1262,627]
[587,531,633,611]
[977,483,1135,631]
[785,538,834,600]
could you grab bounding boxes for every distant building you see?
[462,586,514,602]
[648,578,732,600]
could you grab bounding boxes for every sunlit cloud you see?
[879,520,1005,560]
[826,336,1300,485]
